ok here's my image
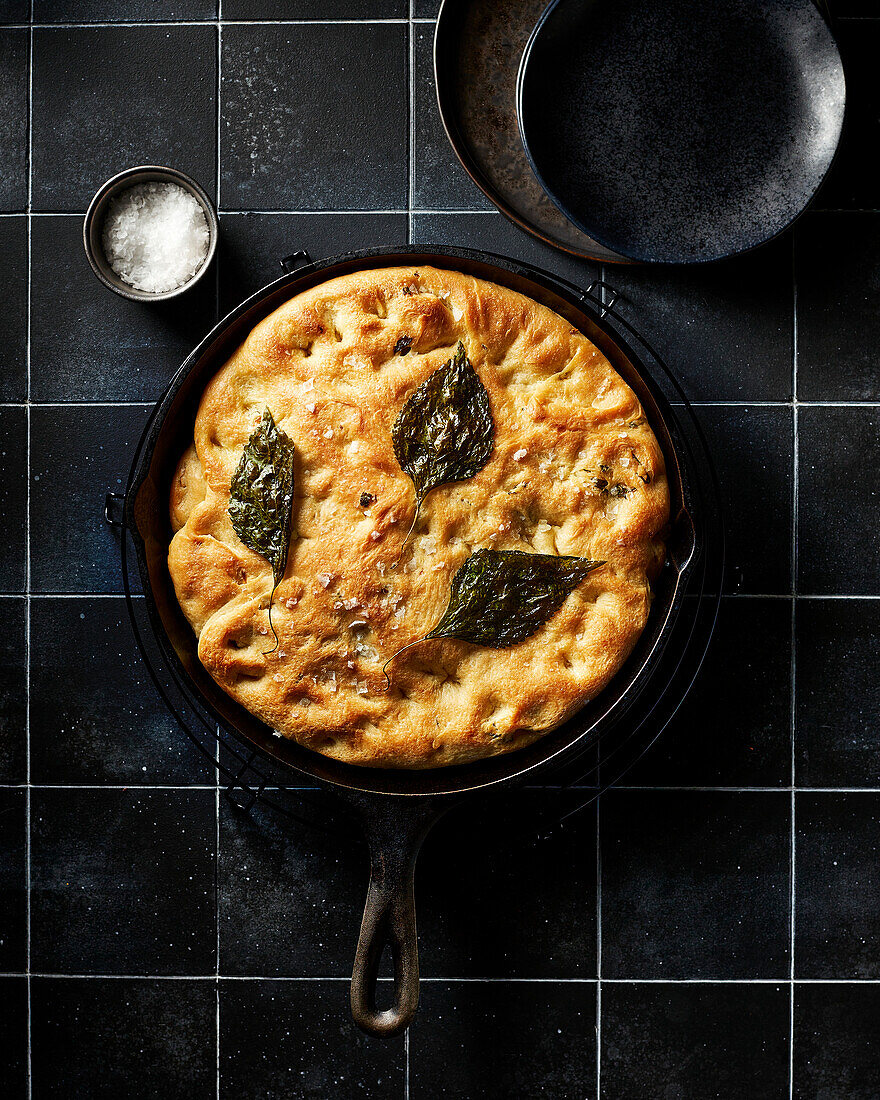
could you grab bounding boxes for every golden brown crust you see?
[167,266,669,769]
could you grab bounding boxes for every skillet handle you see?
[348,797,446,1037]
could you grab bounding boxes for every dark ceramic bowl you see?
[517,0,846,264]
[83,165,218,302]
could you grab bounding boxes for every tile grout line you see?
[1,19,414,29]
[7,783,880,792]
[3,15,876,27]
[6,973,880,984]
[788,228,799,1100]
[25,5,33,1097]
[595,793,602,1100]
[407,0,415,252]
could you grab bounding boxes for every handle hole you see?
[377,936,396,980]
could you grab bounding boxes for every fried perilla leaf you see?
[391,341,493,551]
[383,549,604,682]
[228,408,296,651]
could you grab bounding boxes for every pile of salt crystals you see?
[102,181,210,294]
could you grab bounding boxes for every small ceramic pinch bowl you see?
[83,165,219,302]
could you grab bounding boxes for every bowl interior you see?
[517,0,845,263]
[84,166,218,302]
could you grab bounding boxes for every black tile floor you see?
[1,2,879,1097]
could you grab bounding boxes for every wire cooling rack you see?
[106,276,724,845]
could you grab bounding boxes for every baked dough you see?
[168,266,669,769]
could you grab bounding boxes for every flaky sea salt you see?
[102,182,209,294]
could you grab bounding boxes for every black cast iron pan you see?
[125,246,699,1036]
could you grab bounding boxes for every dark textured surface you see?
[607,233,794,401]
[223,0,407,15]
[30,788,216,975]
[795,213,880,401]
[0,29,27,211]
[30,978,216,1099]
[796,599,880,787]
[0,406,26,593]
[220,979,406,1098]
[2,4,879,1097]
[795,793,880,979]
[0,598,26,783]
[602,982,790,1100]
[519,0,845,262]
[31,25,217,212]
[697,406,794,594]
[798,405,880,594]
[419,793,597,977]
[219,798,368,977]
[601,791,791,979]
[0,787,26,972]
[409,981,597,1099]
[220,23,407,211]
[31,217,218,403]
[29,404,150,594]
[793,983,880,1100]
[0,979,27,1097]
[0,216,27,401]
[29,597,211,785]
[33,0,216,18]
[434,0,624,259]
[218,211,408,314]
[625,597,792,787]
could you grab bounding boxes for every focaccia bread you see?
[168,265,669,768]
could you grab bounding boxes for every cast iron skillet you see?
[126,246,698,1035]
[517,0,845,263]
